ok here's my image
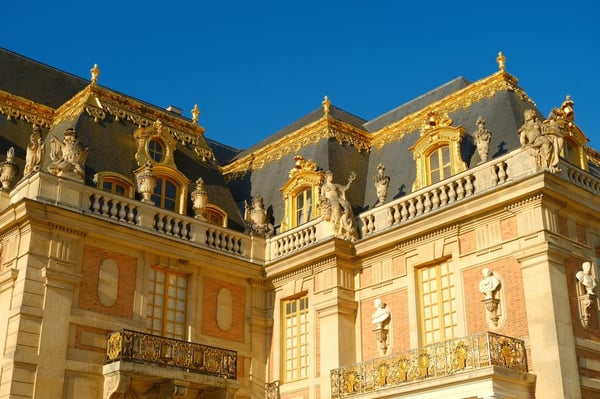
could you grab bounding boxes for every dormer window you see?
[280,156,323,232]
[411,113,467,191]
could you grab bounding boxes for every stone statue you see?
[518,109,563,173]
[244,195,274,238]
[320,170,358,241]
[479,268,501,299]
[373,163,390,206]
[24,125,45,177]
[474,117,492,164]
[371,298,391,329]
[577,261,597,295]
[48,128,89,180]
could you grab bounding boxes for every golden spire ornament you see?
[322,95,331,115]
[90,64,100,84]
[496,52,506,72]
[191,104,200,125]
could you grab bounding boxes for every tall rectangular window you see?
[428,146,451,184]
[417,261,457,345]
[282,296,309,382]
[148,267,188,340]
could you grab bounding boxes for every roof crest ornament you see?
[496,52,506,72]
[191,104,200,125]
[90,64,100,85]
[322,96,331,115]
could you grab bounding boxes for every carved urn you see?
[136,162,156,204]
[191,178,208,220]
[0,147,19,191]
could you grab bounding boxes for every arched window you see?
[411,118,467,191]
[280,156,323,232]
[152,176,178,211]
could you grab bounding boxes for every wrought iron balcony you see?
[330,332,528,398]
[105,329,237,380]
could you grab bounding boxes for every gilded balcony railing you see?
[330,332,527,398]
[105,329,237,379]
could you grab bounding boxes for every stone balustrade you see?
[10,173,256,261]
[8,148,600,264]
[357,149,536,236]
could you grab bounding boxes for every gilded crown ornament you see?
[192,104,201,124]
[496,52,506,72]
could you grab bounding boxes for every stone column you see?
[34,264,81,398]
[519,247,580,398]
[314,294,357,399]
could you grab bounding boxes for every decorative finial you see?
[561,95,575,121]
[191,104,201,124]
[496,52,506,72]
[90,64,100,84]
[322,96,331,115]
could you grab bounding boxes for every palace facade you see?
[1,47,600,399]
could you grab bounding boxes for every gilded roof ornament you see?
[90,64,100,85]
[322,96,331,115]
[191,104,200,124]
[561,95,574,121]
[496,52,506,72]
[289,155,317,177]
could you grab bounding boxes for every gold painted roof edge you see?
[221,115,371,177]
[52,84,215,162]
[0,89,55,128]
[370,71,534,148]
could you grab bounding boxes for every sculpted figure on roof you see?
[518,109,564,173]
[474,117,492,164]
[48,128,89,181]
[373,163,390,206]
[320,170,358,241]
[24,125,45,177]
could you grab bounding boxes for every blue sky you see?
[2,1,598,150]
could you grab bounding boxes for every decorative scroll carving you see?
[265,380,280,399]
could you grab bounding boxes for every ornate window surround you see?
[280,156,323,232]
[202,204,228,228]
[134,119,177,168]
[411,123,467,191]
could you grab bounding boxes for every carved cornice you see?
[0,89,54,128]
[221,116,371,177]
[371,71,534,148]
[396,224,459,251]
[269,255,357,286]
